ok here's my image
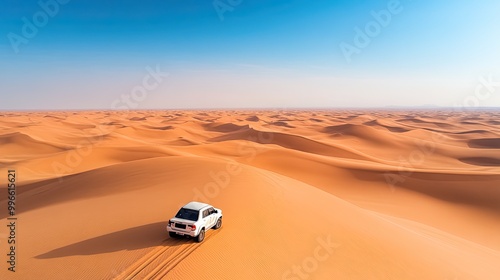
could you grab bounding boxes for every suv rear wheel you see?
[196,229,205,243]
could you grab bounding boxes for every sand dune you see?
[468,138,500,149]
[459,157,500,166]
[0,132,69,159]
[245,115,260,122]
[364,119,411,133]
[204,123,250,133]
[0,110,499,280]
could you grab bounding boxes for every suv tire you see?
[196,229,205,243]
[214,218,222,230]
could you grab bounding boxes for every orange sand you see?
[0,110,499,279]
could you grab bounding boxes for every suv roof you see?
[182,201,210,211]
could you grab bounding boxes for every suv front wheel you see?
[214,218,222,229]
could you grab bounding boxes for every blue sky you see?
[1,0,500,110]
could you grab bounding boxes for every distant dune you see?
[0,110,499,280]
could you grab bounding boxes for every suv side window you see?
[209,207,215,215]
[203,209,209,218]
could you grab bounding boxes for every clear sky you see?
[1,0,500,110]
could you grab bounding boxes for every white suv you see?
[167,202,223,242]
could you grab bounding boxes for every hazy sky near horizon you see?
[1,0,500,110]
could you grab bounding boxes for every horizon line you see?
[2,106,500,113]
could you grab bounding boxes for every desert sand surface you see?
[0,109,499,280]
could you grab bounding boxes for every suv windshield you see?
[175,208,199,221]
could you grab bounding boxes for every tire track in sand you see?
[114,230,220,280]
